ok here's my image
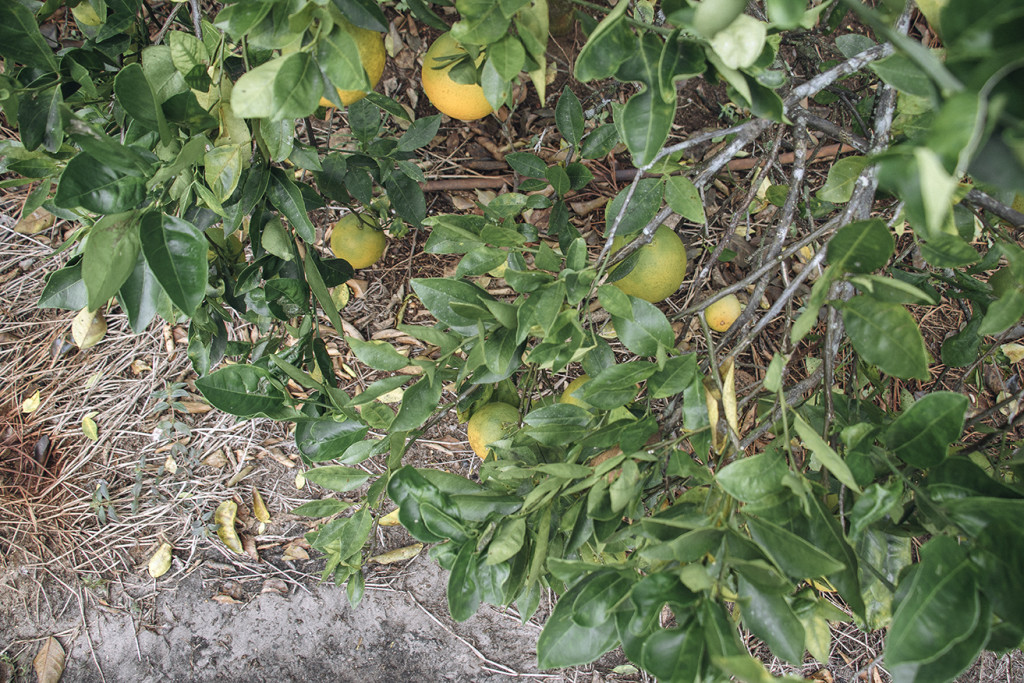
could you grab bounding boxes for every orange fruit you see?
[421,32,493,121]
[467,402,519,460]
[329,213,386,269]
[704,294,742,332]
[608,225,687,303]
[318,18,386,108]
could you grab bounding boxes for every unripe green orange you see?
[329,213,386,269]
[608,225,687,303]
[467,402,519,460]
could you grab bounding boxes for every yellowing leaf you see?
[164,455,178,475]
[82,413,99,441]
[378,508,402,527]
[252,486,271,524]
[376,387,405,404]
[71,307,107,349]
[16,208,55,235]
[21,390,41,414]
[215,500,244,553]
[1001,343,1024,364]
[368,543,424,565]
[295,471,306,489]
[148,542,173,578]
[720,357,740,441]
[33,636,65,683]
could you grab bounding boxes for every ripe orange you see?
[329,213,386,269]
[467,402,519,460]
[608,225,687,303]
[318,18,386,108]
[421,32,493,121]
[704,294,742,332]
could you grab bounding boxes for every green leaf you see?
[612,297,675,357]
[793,415,862,493]
[204,144,245,203]
[841,296,930,380]
[506,152,548,179]
[817,156,869,204]
[231,52,322,120]
[573,1,633,82]
[267,168,316,243]
[332,0,388,32]
[316,24,372,93]
[664,176,706,224]
[140,213,208,316]
[196,365,296,419]
[83,212,141,311]
[537,574,621,668]
[295,418,369,463]
[486,517,526,565]
[980,288,1024,336]
[386,171,426,227]
[18,86,63,153]
[871,54,936,98]
[396,115,442,153]
[114,63,171,143]
[347,337,409,371]
[0,2,57,71]
[451,0,512,44]
[767,0,812,28]
[736,575,805,665]
[291,499,351,517]
[448,542,482,621]
[597,284,633,320]
[583,362,654,410]
[118,252,170,333]
[716,449,788,503]
[857,529,911,630]
[555,86,585,146]
[55,153,146,214]
[304,465,372,493]
[213,2,273,40]
[523,403,592,446]
[38,262,88,311]
[919,233,980,268]
[411,278,494,335]
[620,86,676,168]
[747,516,846,579]
[487,35,526,81]
[692,0,747,37]
[885,537,986,681]
[883,392,967,469]
[391,376,443,432]
[604,178,664,237]
[826,219,893,273]
[581,124,620,160]
[848,275,936,305]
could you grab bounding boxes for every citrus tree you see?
[2,0,1024,681]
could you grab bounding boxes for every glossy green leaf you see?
[664,176,706,224]
[83,212,141,311]
[295,418,370,463]
[523,403,592,446]
[115,63,171,142]
[884,391,967,469]
[826,219,893,273]
[605,178,664,238]
[291,499,351,518]
[612,297,675,357]
[386,172,426,227]
[842,296,930,380]
[716,449,788,503]
[581,124,620,160]
[18,86,63,153]
[506,152,548,179]
[118,252,170,333]
[304,465,372,493]
[487,34,526,81]
[736,575,805,665]
[140,213,208,316]
[555,86,585,146]
[620,87,676,168]
[573,1,633,82]
[0,2,58,71]
[196,365,297,419]
[267,168,316,243]
[411,278,494,335]
[817,156,869,204]
[537,574,621,668]
[885,536,985,681]
[919,233,980,268]
[747,516,846,579]
[231,52,321,119]
[316,24,372,93]
[792,415,862,492]
[448,541,483,621]
[204,145,245,203]
[486,517,526,565]
[391,376,443,432]
[38,261,88,311]
[55,153,146,214]
[582,362,655,410]
[347,337,410,371]
[980,288,1024,336]
[396,115,442,153]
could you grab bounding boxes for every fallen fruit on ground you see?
[704,294,743,332]
[608,224,687,303]
[330,213,387,269]
[467,402,519,460]
[559,375,592,409]
[421,32,493,121]
[318,18,386,108]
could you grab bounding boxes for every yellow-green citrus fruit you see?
[330,213,386,269]
[608,224,687,303]
[421,32,493,121]
[559,375,592,409]
[318,18,386,108]
[467,402,519,460]
[704,294,742,332]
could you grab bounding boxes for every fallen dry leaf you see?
[180,401,212,414]
[225,465,254,487]
[261,578,288,595]
[148,542,173,578]
[242,533,260,561]
[281,541,310,562]
[368,543,424,565]
[21,390,41,414]
[203,449,228,468]
[33,636,65,683]
[252,486,271,524]
[72,307,106,349]
[16,208,55,235]
[215,500,244,554]
[211,594,242,605]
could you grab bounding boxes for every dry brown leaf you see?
[242,534,259,561]
[368,543,424,565]
[180,401,212,414]
[33,636,65,683]
[148,542,173,578]
[203,449,228,468]
[281,542,309,562]
[261,579,288,595]
[225,465,254,487]
[16,208,55,235]
[347,279,368,298]
[129,359,152,375]
[211,594,242,605]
